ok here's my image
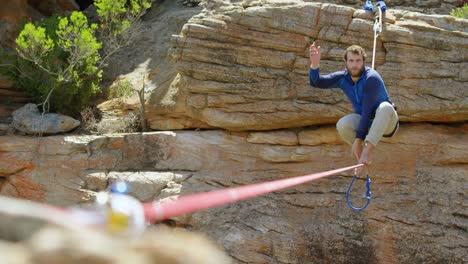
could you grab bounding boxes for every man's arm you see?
[352,77,380,166]
[355,76,381,140]
[310,68,345,88]
[309,42,344,88]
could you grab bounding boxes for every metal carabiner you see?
[346,171,372,211]
[363,0,374,12]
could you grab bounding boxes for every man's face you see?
[345,52,365,77]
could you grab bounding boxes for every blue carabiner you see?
[363,0,374,11]
[346,174,371,211]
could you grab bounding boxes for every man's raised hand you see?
[309,42,321,69]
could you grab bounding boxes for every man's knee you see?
[336,116,350,134]
[376,102,394,115]
[336,114,359,132]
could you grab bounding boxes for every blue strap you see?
[363,0,374,11]
[346,174,372,211]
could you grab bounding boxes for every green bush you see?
[450,3,468,19]
[16,12,102,115]
[95,0,152,64]
[13,0,151,116]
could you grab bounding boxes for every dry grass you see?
[79,107,141,134]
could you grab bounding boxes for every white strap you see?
[371,7,383,70]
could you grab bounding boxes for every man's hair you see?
[344,45,367,61]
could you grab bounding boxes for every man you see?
[309,42,398,166]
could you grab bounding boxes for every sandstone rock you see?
[0,0,29,26]
[0,77,14,89]
[298,126,343,145]
[12,104,80,135]
[96,0,204,130]
[0,123,466,263]
[0,0,77,49]
[0,0,77,25]
[305,0,463,14]
[27,0,78,16]
[140,0,468,131]
[0,88,30,103]
[0,87,33,119]
[0,1,467,263]
[247,130,298,145]
[0,122,15,136]
[0,104,26,120]
[182,0,201,7]
[81,171,191,202]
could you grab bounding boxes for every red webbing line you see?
[144,164,363,222]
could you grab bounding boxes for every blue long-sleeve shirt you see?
[309,66,390,139]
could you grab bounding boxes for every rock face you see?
[143,0,467,131]
[0,84,32,120]
[306,0,465,14]
[0,1,467,263]
[0,123,467,263]
[12,104,80,135]
[96,0,204,128]
[0,0,78,48]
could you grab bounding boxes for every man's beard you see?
[347,65,365,77]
